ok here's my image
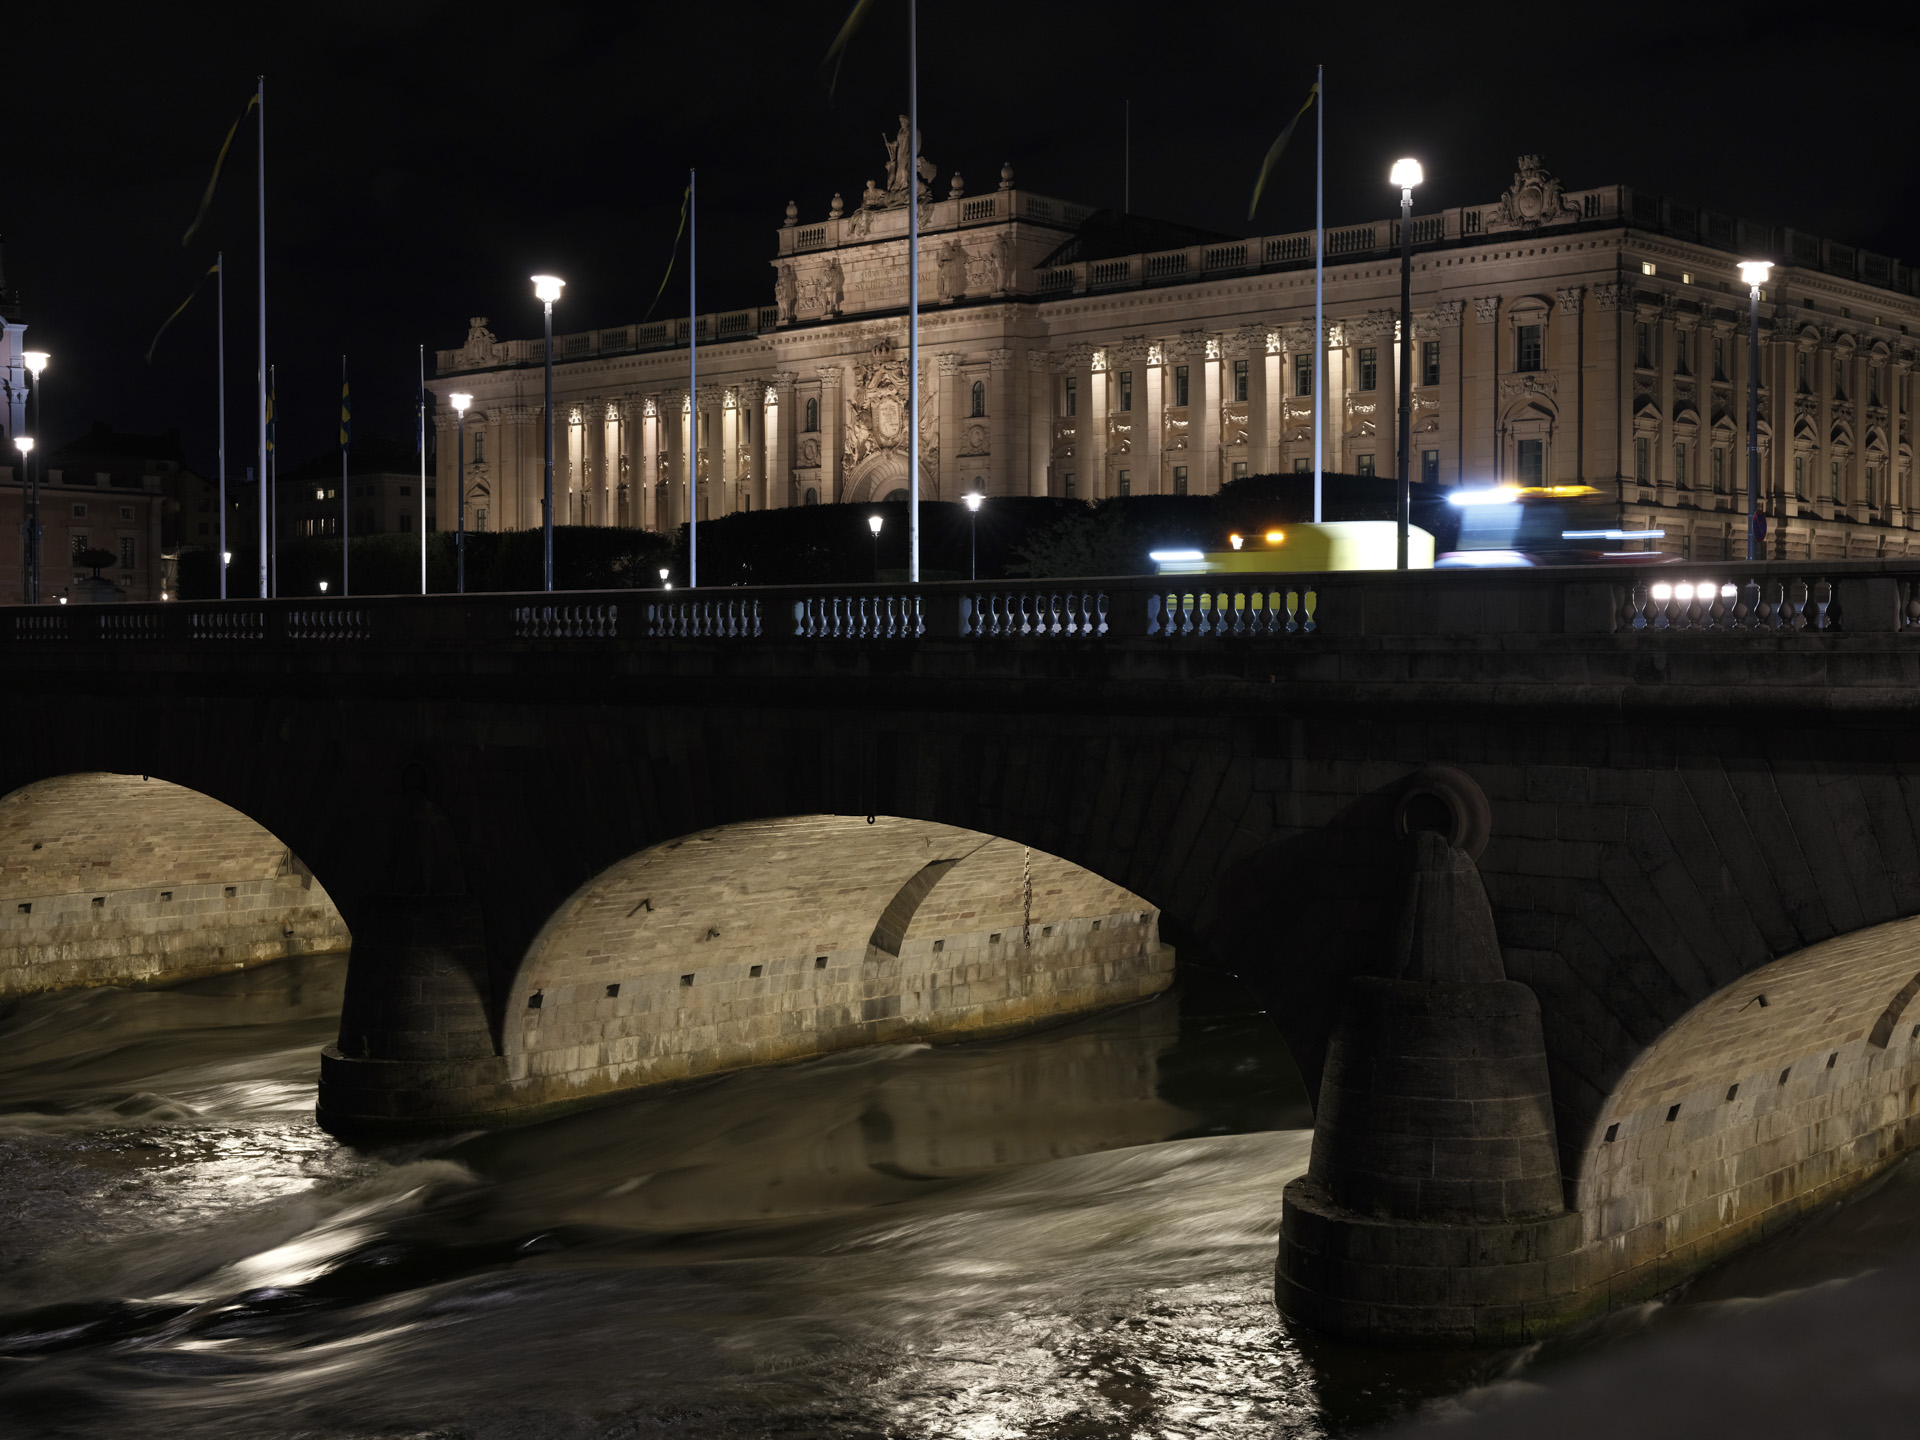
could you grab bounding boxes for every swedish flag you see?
[339,378,351,452]
[266,378,276,455]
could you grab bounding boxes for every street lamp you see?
[22,350,48,604]
[1389,158,1423,571]
[319,579,329,593]
[868,512,883,582]
[1738,260,1773,562]
[658,566,670,589]
[964,491,984,581]
[12,434,33,605]
[531,274,565,593]
[450,392,472,594]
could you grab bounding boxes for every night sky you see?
[7,1,1917,480]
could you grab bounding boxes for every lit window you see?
[1064,377,1077,416]
[1681,271,1694,285]
[1293,354,1312,397]
[71,533,88,554]
[1231,461,1248,481]
[1172,465,1188,494]
[1516,325,1542,373]
[315,488,325,500]
[1355,454,1375,477]
[1641,261,1656,276]
[1174,365,1190,407]
[1421,340,1440,387]
[1232,359,1248,402]
[1357,347,1378,391]
[970,380,986,417]
[1292,457,1310,473]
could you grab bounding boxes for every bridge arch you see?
[0,772,349,999]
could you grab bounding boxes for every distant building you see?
[0,423,201,603]
[275,437,434,541]
[432,136,1920,562]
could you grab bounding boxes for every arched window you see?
[804,397,819,432]
[970,380,986,417]
[803,486,819,506]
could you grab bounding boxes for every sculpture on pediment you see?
[1487,156,1581,233]
[992,231,1014,293]
[882,115,937,205]
[938,237,969,301]
[775,263,798,325]
[823,257,845,317]
[464,316,497,349]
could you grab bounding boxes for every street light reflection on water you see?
[3,953,1918,1437]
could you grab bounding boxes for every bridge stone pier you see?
[8,561,1920,1343]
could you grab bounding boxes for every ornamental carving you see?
[938,353,963,377]
[1594,283,1630,311]
[988,348,1014,371]
[1555,286,1585,314]
[844,339,913,467]
[1500,373,1558,401]
[1473,297,1501,323]
[1486,156,1582,233]
[1429,300,1464,327]
[960,421,990,457]
[797,436,821,467]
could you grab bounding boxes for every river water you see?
[2,954,1918,1439]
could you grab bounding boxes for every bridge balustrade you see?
[9,564,1920,650]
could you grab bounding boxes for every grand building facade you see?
[431,134,1920,563]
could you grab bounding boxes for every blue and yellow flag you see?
[266,373,276,454]
[1248,82,1318,221]
[339,377,351,451]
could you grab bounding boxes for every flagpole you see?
[688,165,697,590]
[255,74,267,599]
[217,252,227,601]
[1313,62,1324,525]
[341,354,349,597]
[906,0,920,584]
[268,363,277,597]
[418,343,427,594]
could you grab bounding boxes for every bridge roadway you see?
[7,559,1920,1344]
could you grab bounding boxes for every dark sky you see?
[7,1,1916,479]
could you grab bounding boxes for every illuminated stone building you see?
[431,133,1920,562]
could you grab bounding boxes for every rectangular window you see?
[1233,359,1248,402]
[1870,367,1882,406]
[1674,442,1688,489]
[1834,357,1846,400]
[119,538,134,568]
[1294,354,1312,396]
[1062,472,1075,499]
[1830,460,1840,498]
[1421,449,1439,484]
[472,433,485,463]
[1635,436,1650,482]
[1064,377,1077,416]
[1231,461,1248,481]
[1118,371,1133,411]
[71,533,88,555]
[1636,322,1652,369]
[1516,324,1543,373]
[119,506,133,520]
[1676,329,1691,374]
[1518,439,1544,486]
[1292,457,1311,473]
[1172,465,1188,495]
[1355,454,1376,477]
[71,504,87,518]
[1712,336,1727,382]
[1712,446,1726,493]
[1866,465,1876,507]
[1421,340,1440,387]
[741,409,752,443]
[1117,469,1131,496]
[1174,365,1190,407]
[1797,352,1809,392]
[1358,347,1378,391]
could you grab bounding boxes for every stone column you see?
[641,399,661,530]
[721,388,741,516]
[1593,284,1630,498]
[1469,300,1499,483]
[586,402,607,526]
[1556,287,1585,484]
[1262,333,1283,474]
[1085,351,1108,499]
[1894,356,1912,527]
[770,372,796,509]
[1199,343,1222,493]
[988,348,1014,497]
[1324,324,1349,474]
[1027,351,1052,498]
[1141,347,1164,493]
[937,353,962,499]
[820,366,843,504]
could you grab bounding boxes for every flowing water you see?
[2,954,1918,1439]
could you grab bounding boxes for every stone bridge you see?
[7,560,1920,1344]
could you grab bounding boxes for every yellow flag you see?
[182,94,259,246]
[1247,84,1317,222]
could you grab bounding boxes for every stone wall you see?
[0,773,350,997]
[501,816,1172,1111]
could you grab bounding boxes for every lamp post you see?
[1738,260,1772,562]
[1389,158,1423,571]
[21,349,47,604]
[450,392,472,594]
[12,435,33,605]
[531,274,565,592]
[964,491,983,581]
[868,512,883,582]
[659,566,670,589]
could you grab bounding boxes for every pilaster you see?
[820,366,843,504]
[988,348,1014,497]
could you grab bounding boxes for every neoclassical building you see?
[431,132,1920,563]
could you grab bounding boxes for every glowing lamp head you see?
[868,514,883,535]
[1229,533,1244,550]
[1265,530,1285,544]
[531,274,566,304]
[449,392,472,416]
[964,492,983,513]
[319,580,329,593]
[23,350,49,379]
[1737,260,1773,290]
[12,435,32,456]
[1390,158,1424,190]
[659,567,670,581]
